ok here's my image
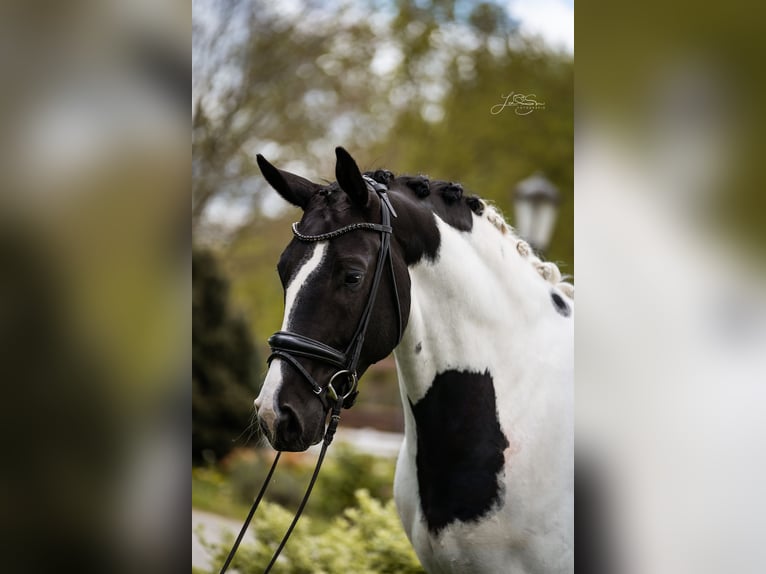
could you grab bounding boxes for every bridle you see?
[268,175,402,409]
[219,176,402,573]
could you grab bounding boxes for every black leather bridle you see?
[268,174,403,410]
[219,176,402,574]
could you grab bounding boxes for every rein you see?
[219,177,401,573]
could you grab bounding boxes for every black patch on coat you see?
[382,187,442,264]
[415,342,422,354]
[330,170,478,264]
[409,369,509,535]
[551,291,571,317]
[423,180,473,232]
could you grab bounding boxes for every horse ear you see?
[335,147,369,208]
[256,154,318,210]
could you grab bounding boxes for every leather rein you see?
[219,176,402,573]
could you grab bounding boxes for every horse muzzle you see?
[255,364,327,452]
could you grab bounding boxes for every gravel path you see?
[192,509,249,572]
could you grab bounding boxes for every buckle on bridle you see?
[325,369,358,402]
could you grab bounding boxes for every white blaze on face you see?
[254,242,328,436]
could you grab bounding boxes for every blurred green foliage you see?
[192,248,261,463]
[193,445,396,520]
[202,490,424,574]
[371,41,574,273]
[193,465,252,519]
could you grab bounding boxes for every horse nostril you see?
[277,404,304,444]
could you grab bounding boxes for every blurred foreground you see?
[577,2,766,572]
[0,1,187,572]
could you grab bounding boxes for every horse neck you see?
[393,211,559,404]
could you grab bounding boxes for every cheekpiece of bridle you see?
[219,175,402,574]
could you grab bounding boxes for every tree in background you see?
[192,1,570,235]
[193,0,389,232]
[192,248,260,463]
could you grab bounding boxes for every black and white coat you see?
[254,149,573,574]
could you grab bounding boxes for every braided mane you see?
[473,200,574,300]
[364,170,574,300]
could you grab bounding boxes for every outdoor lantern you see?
[513,172,561,253]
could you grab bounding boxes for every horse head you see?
[254,147,410,451]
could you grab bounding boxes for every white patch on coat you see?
[254,242,327,436]
[393,213,574,574]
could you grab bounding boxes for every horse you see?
[253,147,574,574]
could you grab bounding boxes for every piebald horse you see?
[254,148,573,574]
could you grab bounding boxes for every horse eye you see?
[344,271,364,286]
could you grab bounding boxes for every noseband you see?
[267,175,403,409]
[219,176,403,574]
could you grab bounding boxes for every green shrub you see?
[222,445,396,519]
[205,490,424,574]
[310,444,395,517]
[192,465,252,518]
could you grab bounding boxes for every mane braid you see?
[462,197,575,300]
[363,170,574,299]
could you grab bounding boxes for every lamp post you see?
[513,173,561,254]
